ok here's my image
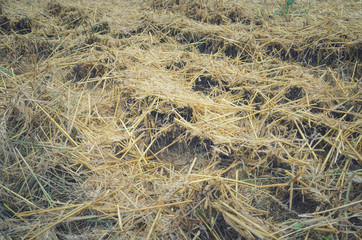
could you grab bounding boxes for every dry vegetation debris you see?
[0,0,361,239]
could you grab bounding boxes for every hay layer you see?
[0,0,361,239]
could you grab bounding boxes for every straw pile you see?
[0,0,361,239]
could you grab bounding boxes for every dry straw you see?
[0,0,361,239]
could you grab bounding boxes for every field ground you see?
[0,0,361,239]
